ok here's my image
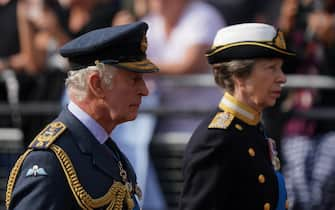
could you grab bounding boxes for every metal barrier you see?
[150,132,191,209]
[1,74,335,117]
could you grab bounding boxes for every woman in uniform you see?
[179,23,295,210]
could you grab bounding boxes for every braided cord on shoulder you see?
[6,149,33,209]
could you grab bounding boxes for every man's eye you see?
[130,77,138,84]
[133,76,142,81]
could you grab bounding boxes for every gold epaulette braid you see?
[50,144,132,210]
[6,149,33,209]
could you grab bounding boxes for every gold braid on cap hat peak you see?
[140,36,148,53]
[206,29,294,57]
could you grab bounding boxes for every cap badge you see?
[140,36,148,53]
[273,31,287,49]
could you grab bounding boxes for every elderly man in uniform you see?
[5,21,158,210]
[179,23,295,210]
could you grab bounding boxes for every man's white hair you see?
[65,63,116,101]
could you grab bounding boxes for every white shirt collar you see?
[68,101,109,144]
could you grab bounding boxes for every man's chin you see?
[126,113,138,122]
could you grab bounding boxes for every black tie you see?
[104,138,122,162]
[104,139,140,208]
[104,138,131,184]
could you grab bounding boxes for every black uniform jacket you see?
[6,108,139,210]
[179,92,287,210]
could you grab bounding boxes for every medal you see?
[267,138,281,170]
[135,184,143,200]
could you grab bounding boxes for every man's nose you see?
[139,79,149,96]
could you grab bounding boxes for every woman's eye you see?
[268,65,277,71]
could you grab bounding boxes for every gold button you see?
[285,200,289,209]
[258,174,266,184]
[235,124,243,130]
[248,148,255,157]
[264,202,270,210]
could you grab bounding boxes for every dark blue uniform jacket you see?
[179,92,288,210]
[6,108,139,210]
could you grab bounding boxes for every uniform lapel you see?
[91,144,120,178]
[105,138,137,184]
[57,108,121,178]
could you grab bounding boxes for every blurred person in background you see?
[21,0,122,76]
[0,0,45,74]
[277,0,335,135]
[143,0,225,133]
[205,0,281,25]
[0,2,28,207]
[144,0,224,75]
[111,0,147,25]
[275,0,335,209]
[0,0,58,140]
[0,0,23,129]
[180,23,295,210]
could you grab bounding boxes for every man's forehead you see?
[114,68,143,77]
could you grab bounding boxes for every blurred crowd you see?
[1,0,335,210]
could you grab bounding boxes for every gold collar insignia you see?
[218,92,261,125]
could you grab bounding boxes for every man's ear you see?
[88,72,105,98]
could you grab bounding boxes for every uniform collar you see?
[68,101,109,144]
[218,92,261,125]
[57,108,120,177]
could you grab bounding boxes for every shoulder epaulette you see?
[29,122,66,149]
[208,111,234,129]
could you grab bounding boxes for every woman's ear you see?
[232,75,244,89]
[88,72,105,98]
